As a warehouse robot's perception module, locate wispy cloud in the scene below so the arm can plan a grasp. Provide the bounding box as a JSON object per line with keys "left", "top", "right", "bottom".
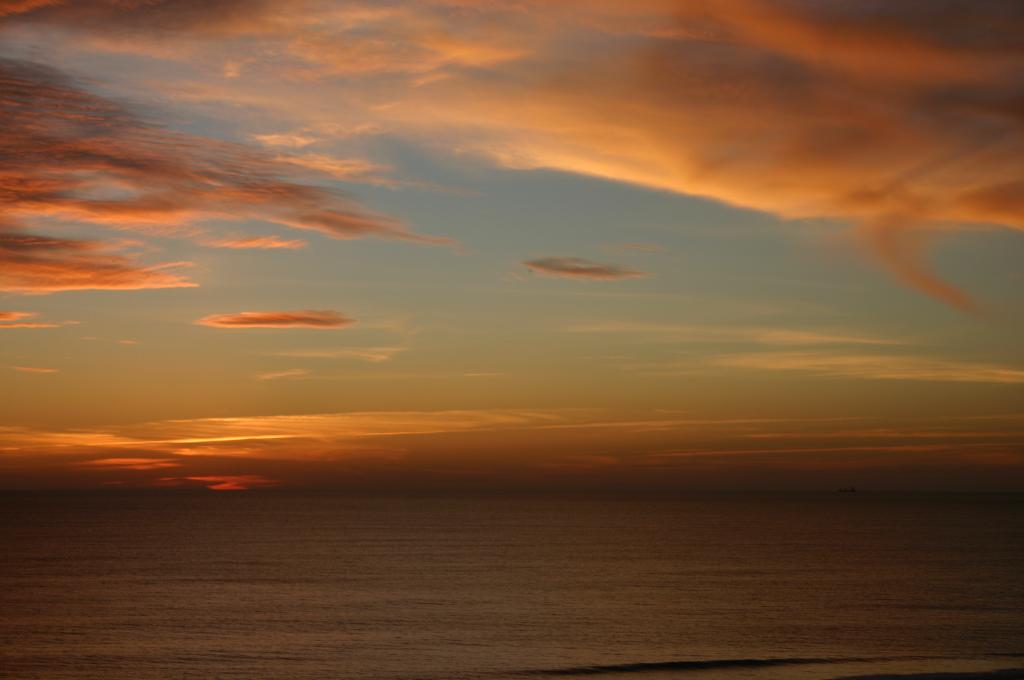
{"left": 252, "top": 131, "right": 318, "bottom": 148}
{"left": 201, "top": 235, "right": 307, "bottom": 250}
{"left": 0, "top": 312, "right": 32, "bottom": 322}
{"left": 566, "top": 322, "right": 903, "bottom": 347}
{"left": 0, "top": 56, "right": 450, "bottom": 295}
{"left": 751, "top": 330, "right": 905, "bottom": 347}
{"left": 282, "top": 154, "right": 397, "bottom": 185}
{"left": 579, "top": 326, "right": 1024, "bottom": 386}
{"left": 0, "top": 233, "right": 196, "bottom": 294}
{"left": 524, "top": 257, "right": 649, "bottom": 281}
{"left": 0, "top": 56, "right": 443, "bottom": 244}
{"left": 5, "top": 2, "right": 1021, "bottom": 305}
{"left": 255, "top": 368, "right": 310, "bottom": 381}
{"left": 3, "top": 408, "right": 1021, "bottom": 489}
{"left": 0, "top": 311, "right": 68, "bottom": 329}
{"left": 196, "top": 310, "right": 355, "bottom": 329}
{"left": 80, "top": 458, "right": 181, "bottom": 471}
{"left": 0, "top": 409, "right": 575, "bottom": 456}
{"left": 715, "top": 351, "right": 1024, "bottom": 385}
{"left": 270, "top": 346, "right": 405, "bottom": 362}
{"left": 12, "top": 366, "right": 58, "bottom": 374}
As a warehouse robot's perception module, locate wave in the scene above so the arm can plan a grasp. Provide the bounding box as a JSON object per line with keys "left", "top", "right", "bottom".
{"left": 517, "top": 655, "right": 1024, "bottom": 677}
{"left": 832, "top": 670, "right": 1024, "bottom": 680}
{"left": 518, "top": 656, "right": 873, "bottom": 676}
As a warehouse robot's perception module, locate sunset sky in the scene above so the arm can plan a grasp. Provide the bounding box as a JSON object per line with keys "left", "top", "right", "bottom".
{"left": 1, "top": 0, "right": 1022, "bottom": 491}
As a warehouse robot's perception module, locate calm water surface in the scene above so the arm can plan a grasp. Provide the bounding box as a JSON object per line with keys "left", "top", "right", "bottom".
{"left": 2, "top": 492, "right": 1022, "bottom": 679}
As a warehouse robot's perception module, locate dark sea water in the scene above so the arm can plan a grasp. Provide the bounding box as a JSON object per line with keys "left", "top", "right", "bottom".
{"left": 1, "top": 492, "right": 1022, "bottom": 680}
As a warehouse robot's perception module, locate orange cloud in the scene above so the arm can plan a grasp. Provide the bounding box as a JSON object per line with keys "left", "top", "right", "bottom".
{"left": 523, "top": 257, "right": 649, "bottom": 281}
{"left": 565, "top": 322, "right": 903, "bottom": 347}
{"left": 358, "top": 1, "right": 1023, "bottom": 308}
{"left": 4, "top": 1, "right": 1022, "bottom": 308}
{"left": 0, "top": 310, "right": 64, "bottom": 328}
{"left": 134, "top": 409, "right": 567, "bottom": 446}
{"left": 81, "top": 457, "right": 181, "bottom": 470}
{"left": 714, "top": 351, "right": 1024, "bottom": 385}
{"left": 0, "top": 0, "right": 282, "bottom": 36}
{"left": 0, "top": 57, "right": 448, "bottom": 294}
{"left": 201, "top": 235, "right": 307, "bottom": 250}
{"left": 270, "top": 346, "right": 405, "bottom": 362}
{"left": 252, "top": 131, "right": 318, "bottom": 148}
{"left": 0, "top": 409, "right": 578, "bottom": 461}
{"left": 2, "top": 408, "right": 1021, "bottom": 490}
{"left": 282, "top": 154, "right": 397, "bottom": 185}
{"left": 196, "top": 310, "right": 355, "bottom": 329}
{"left": 0, "top": 232, "right": 195, "bottom": 293}
{"left": 12, "top": 365, "right": 58, "bottom": 373}
{"left": 255, "top": 368, "right": 310, "bottom": 381}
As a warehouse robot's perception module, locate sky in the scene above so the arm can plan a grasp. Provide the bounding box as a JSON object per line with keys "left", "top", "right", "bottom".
{"left": 1, "top": 0, "right": 1022, "bottom": 491}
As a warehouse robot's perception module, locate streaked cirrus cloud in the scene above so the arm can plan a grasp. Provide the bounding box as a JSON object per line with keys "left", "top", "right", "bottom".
{"left": 255, "top": 368, "right": 310, "bottom": 381}
{"left": 0, "top": 58, "right": 430, "bottom": 241}
{"left": 565, "top": 322, "right": 905, "bottom": 347}
{"left": 0, "top": 408, "right": 575, "bottom": 461}
{"left": 270, "top": 346, "right": 406, "bottom": 362}
{"left": 2, "top": 408, "right": 1020, "bottom": 490}
{"left": 0, "top": 56, "right": 449, "bottom": 295}
{"left": 196, "top": 310, "right": 355, "bottom": 329}
{"left": 714, "top": 351, "right": 1024, "bottom": 385}
{"left": 524, "top": 257, "right": 649, "bottom": 281}
{"left": 4, "top": 2, "right": 1022, "bottom": 306}
{"left": 403, "top": 1, "right": 1024, "bottom": 309}
{"left": 79, "top": 457, "right": 181, "bottom": 471}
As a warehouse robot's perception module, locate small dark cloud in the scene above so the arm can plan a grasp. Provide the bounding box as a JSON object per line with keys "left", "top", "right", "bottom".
{"left": 523, "top": 257, "right": 649, "bottom": 281}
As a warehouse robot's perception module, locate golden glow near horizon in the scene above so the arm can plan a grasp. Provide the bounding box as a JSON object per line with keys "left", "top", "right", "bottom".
{"left": 1, "top": 1, "right": 1022, "bottom": 490}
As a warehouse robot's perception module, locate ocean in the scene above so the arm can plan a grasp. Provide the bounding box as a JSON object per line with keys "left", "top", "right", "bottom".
{"left": 1, "top": 492, "right": 1022, "bottom": 679}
